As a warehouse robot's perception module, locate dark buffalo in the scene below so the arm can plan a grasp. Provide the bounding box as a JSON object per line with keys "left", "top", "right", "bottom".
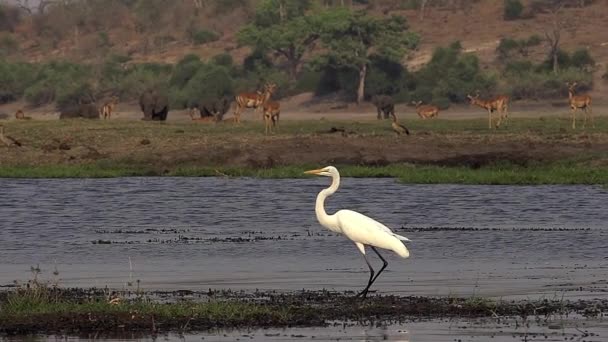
{"left": 58, "top": 94, "right": 99, "bottom": 119}
{"left": 59, "top": 103, "right": 99, "bottom": 119}
{"left": 371, "top": 95, "right": 394, "bottom": 120}
{"left": 140, "top": 89, "right": 169, "bottom": 121}
{"left": 191, "top": 96, "right": 232, "bottom": 121}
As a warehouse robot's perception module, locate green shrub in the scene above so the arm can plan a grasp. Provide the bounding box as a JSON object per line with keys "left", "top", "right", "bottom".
{"left": 414, "top": 43, "right": 496, "bottom": 104}
{"left": 504, "top": 0, "right": 524, "bottom": 20}
{"left": 570, "top": 49, "right": 595, "bottom": 70}
{"left": 0, "top": 33, "right": 17, "bottom": 55}
{"left": 177, "top": 64, "right": 234, "bottom": 109}
{"left": 293, "top": 67, "right": 322, "bottom": 94}
{"left": 505, "top": 67, "right": 592, "bottom": 100}
{"left": 24, "top": 82, "right": 55, "bottom": 106}
{"left": 212, "top": 53, "right": 233, "bottom": 68}
{"left": 191, "top": 29, "right": 220, "bottom": 45}
{"left": 170, "top": 54, "right": 203, "bottom": 88}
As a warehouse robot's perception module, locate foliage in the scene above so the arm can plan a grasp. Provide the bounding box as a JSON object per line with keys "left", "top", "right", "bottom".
{"left": 317, "top": 9, "right": 418, "bottom": 102}
{"left": 191, "top": 29, "right": 220, "bottom": 45}
{"left": 504, "top": 0, "right": 524, "bottom": 20}
{"left": 0, "top": 33, "right": 17, "bottom": 56}
{"left": 504, "top": 66, "right": 591, "bottom": 99}
{"left": 237, "top": 1, "right": 326, "bottom": 80}
{"left": 413, "top": 43, "right": 496, "bottom": 104}
{"left": 496, "top": 35, "right": 542, "bottom": 61}
{"left": 212, "top": 53, "right": 234, "bottom": 68}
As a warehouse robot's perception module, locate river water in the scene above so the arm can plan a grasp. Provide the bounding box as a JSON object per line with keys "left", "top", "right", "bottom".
{"left": 1, "top": 178, "right": 607, "bottom": 299}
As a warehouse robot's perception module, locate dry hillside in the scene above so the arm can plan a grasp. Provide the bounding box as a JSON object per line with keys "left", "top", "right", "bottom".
{"left": 1, "top": 0, "right": 607, "bottom": 104}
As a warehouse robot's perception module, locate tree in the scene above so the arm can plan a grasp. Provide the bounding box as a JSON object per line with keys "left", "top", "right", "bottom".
{"left": 318, "top": 9, "right": 418, "bottom": 104}
{"left": 543, "top": 1, "right": 566, "bottom": 74}
{"left": 237, "top": 8, "right": 323, "bottom": 80}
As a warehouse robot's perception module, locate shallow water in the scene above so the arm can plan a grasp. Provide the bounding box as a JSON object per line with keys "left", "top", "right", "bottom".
{"left": 1, "top": 178, "right": 607, "bottom": 298}
{"left": 4, "top": 318, "right": 608, "bottom": 342}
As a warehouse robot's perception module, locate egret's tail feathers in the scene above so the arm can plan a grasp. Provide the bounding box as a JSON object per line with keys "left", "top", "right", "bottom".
{"left": 392, "top": 242, "right": 410, "bottom": 258}
{"left": 393, "top": 233, "right": 410, "bottom": 242}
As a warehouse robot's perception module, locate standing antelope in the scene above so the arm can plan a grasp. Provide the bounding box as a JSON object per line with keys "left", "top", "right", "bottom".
{"left": 466, "top": 93, "right": 510, "bottom": 129}
{"left": 566, "top": 82, "right": 593, "bottom": 129}
{"left": 262, "top": 100, "right": 280, "bottom": 135}
{"left": 412, "top": 101, "right": 440, "bottom": 119}
{"left": 233, "top": 82, "right": 277, "bottom": 123}
{"left": 100, "top": 96, "right": 119, "bottom": 120}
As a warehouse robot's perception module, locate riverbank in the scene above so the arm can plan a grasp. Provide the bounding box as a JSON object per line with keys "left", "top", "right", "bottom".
{"left": 1, "top": 287, "right": 605, "bottom": 336}
{"left": 1, "top": 118, "right": 607, "bottom": 184}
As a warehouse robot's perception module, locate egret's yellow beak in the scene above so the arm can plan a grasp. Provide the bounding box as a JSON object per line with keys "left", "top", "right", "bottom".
{"left": 304, "top": 168, "right": 323, "bottom": 175}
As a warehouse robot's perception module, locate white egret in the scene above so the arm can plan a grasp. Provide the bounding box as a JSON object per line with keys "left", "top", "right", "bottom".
{"left": 304, "top": 166, "right": 410, "bottom": 298}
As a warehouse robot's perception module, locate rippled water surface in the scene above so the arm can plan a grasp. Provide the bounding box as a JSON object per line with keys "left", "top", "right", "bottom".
{"left": 1, "top": 178, "right": 607, "bottom": 298}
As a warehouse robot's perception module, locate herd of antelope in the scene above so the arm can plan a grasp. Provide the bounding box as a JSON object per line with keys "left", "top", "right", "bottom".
{"left": 3, "top": 81, "right": 594, "bottom": 134}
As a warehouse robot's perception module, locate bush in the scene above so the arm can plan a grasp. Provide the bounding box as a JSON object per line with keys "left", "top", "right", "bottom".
{"left": 504, "top": 0, "right": 524, "bottom": 20}
{"left": 570, "top": 49, "right": 595, "bottom": 70}
{"left": 413, "top": 43, "right": 496, "bottom": 104}
{"left": 191, "top": 29, "right": 220, "bottom": 45}
{"left": 174, "top": 64, "right": 234, "bottom": 109}
{"left": 294, "top": 67, "right": 323, "bottom": 94}
{"left": 505, "top": 67, "right": 592, "bottom": 100}
{"left": 212, "top": 53, "right": 234, "bottom": 68}
{"left": 24, "top": 83, "right": 55, "bottom": 106}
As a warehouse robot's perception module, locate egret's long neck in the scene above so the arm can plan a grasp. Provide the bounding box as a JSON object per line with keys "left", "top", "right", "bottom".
{"left": 315, "top": 173, "right": 341, "bottom": 233}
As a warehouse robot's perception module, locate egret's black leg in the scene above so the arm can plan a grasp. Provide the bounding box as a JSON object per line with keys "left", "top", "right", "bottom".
{"left": 370, "top": 247, "right": 388, "bottom": 285}
{"left": 356, "top": 253, "right": 375, "bottom": 298}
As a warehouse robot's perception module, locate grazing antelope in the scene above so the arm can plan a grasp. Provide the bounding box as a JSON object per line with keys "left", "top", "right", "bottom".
{"left": 99, "top": 96, "right": 119, "bottom": 120}
{"left": 262, "top": 100, "right": 280, "bottom": 135}
{"left": 188, "top": 108, "right": 216, "bottom": 123}
{"left": 0, "top": 125, "right": 22, "bottom": 147}
{"left": 566, "top": 82, "right": 593, "bottom": 129}
{"left": 233, "top": 82, "right": 277, "bottom": 123}
{"left": 15, "top": 109, "right": 31, "bottom": 120}
{"left": 466, "top": 93, "right": 510, "bottom": 129}
{"left": 390, "top": 113, "right": 410, "bottom": 136}
{"left": 412, "top": 101, "right": 439, "bottom": 119}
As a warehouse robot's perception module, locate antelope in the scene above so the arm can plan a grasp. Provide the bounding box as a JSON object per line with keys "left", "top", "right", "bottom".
{"left": 0, "top": 125, "right": 22, "bottom": 147}
{"left": 233, "top": 82, "right": 277, "bottom": 123}
{"left": 188, "top": 108, "right": 216, "bottom": 123}
{"left": 390, "top": 113, "right": 410, "bottom": 136}
{"left": 566, "top": 82, "right": 593, "bottom": 129}
{"left": 262, "top": 100, "right": 280, "bottom": 135}
{"left": 99, "top": 96, "right": 119, "bottom": 120}
{"left": 15, "top": 109, "right": 31, "bottom": 120}
{"left": 412, "top": 101, "right": 439, "bottom": 119}
{"left": 466, "top": 93, "right": 509, "bottom": 129}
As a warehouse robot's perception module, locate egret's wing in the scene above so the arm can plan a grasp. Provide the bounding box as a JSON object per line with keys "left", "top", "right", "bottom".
{"left": 336, "top": 209, "right": 410, "bottom": 242}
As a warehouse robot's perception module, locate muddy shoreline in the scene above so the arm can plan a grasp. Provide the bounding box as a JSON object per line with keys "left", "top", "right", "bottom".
{"left": 1, "top": 288, "right": 606, "bottom": 336}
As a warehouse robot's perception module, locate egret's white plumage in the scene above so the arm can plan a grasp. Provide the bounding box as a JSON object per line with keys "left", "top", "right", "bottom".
{"left": 305, "top": 166, "right": 410, "bottom": 297}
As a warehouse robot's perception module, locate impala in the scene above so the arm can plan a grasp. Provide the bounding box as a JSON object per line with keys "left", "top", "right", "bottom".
{"left": 466, "top": 93, "right": 509, "bottom": 129}
{"left": 566, "top": 82, "right": 593, "bottom": 129}
{"left": 234, "top": 82, "right": 277, "bottom": 123}
{"left": 412, "top": 101, "right": 440, "bottom": 119}
{"left": 262, "top": 100, "right": 280, "bottom": 135}
{"left": 100, "top": 96, "right": 119, "bottom": 120}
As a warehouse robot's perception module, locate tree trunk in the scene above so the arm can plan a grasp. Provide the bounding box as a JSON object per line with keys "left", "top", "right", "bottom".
{"left": 552, "top": 50, "right": 559, "bottom": 74}
{"left": 289, "top": 60, "right": 298, "bottom": 81}
{"left": 356, "top": 64, "right": 367, "bottom": 105}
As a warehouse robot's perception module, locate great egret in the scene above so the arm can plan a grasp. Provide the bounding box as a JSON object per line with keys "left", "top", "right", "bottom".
{"left": 304, "top": 166, "right": 410, "bottom": 298}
